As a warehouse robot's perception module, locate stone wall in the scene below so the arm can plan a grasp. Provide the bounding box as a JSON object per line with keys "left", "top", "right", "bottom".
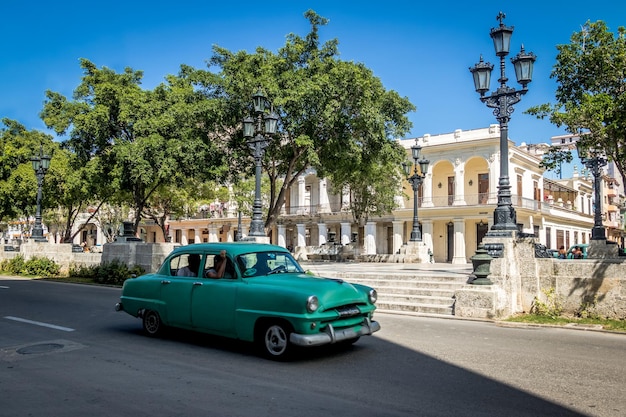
{"left": 0, "top": 241, "right": 178, "bottom": 275}
{"left": 454, "top": 238, "right": 626, "bottom": 320}
{"left": 1, "top": 242, "right": 102, "bottom": 274}
{"left": 101, "top": 242, "right": 179, "bottom": 273}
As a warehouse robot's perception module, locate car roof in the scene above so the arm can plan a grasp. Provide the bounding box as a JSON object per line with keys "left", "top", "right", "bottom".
{"left": 170, "top": 242, "right": 289, "bottom": 258}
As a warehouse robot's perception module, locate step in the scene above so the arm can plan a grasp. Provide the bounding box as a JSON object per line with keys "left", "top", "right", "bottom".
{"left": 375, "top": 300, "right": 454, "bottom": 315}
{"left": 344, "top": 275, "right": 465, "bottom": 316}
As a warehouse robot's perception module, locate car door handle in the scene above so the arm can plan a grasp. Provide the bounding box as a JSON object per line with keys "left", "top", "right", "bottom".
{"left": 161, "top": 280, "right": 171, "bottom": 285}
{"left": 193, "top": 282, "right": 203, "bottom": 286}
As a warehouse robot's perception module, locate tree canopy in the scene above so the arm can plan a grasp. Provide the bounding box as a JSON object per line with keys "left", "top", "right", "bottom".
{"left": 198, "top": 9, "right": 414, "bottom": 231}
{"left": 526, "top": 21, "right": 626, "bottom": 185}
{"left": 4, "top": 10, "right": 415, "bottom": 240}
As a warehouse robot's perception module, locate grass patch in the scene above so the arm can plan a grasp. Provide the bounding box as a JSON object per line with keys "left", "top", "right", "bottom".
{"left": 505, "top": 314, "right": 626, "bottom": 333}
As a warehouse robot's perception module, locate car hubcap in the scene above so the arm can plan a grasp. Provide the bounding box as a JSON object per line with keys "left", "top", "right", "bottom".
{"left": 265, "top": 325, "right": 287, "bottom": 355}
{"left": 146, "top": 314, "right": 159, "bottom": 333}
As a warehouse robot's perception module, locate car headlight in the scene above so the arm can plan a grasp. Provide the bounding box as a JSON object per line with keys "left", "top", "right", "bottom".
{"left": 369, "top": 289, "right": 378, "bottom": 304}
{"left": 306, "top": 295, "right": 319, "bottom": 313}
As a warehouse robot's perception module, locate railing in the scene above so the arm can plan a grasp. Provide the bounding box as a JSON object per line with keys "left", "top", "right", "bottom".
{"left": 279, "top": 193, "right": 592, "bottom": 217}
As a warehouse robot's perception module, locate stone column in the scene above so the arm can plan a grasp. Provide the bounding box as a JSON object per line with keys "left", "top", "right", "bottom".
{"left": 488, "top": 153, "right": 499, "bottom": 204}
{"left": 277, "top": 224, "right": 287, "bottom": 248}
{"left": 364, "top": 221, "right": 377, "bottom": 255}
{"left": 454, "top": 159, "right": 466, "bottom": 205}
{"left": 297, "top": 176, "right": 306, "bottom": 214}
{"left": 422, "top": 219, "right": 434, "bottom": 253}
{"left": 422, "top": 172, "right": 434, "bottom": 207}
{"left": 318, "top": 179, "right": 330, "bottom": 213}
{"left": 452, "top": 219, "right": 467, "bottom": 264}
{"left": 392, "top": 221, "right": 404, "bottom": 255}
{"left": 208, "top": 225, "right": 219, "bottom": 243}
{"left": 317, "top": 222, "right": 327, "bottom": 246}
{"left": 341, "top": 222, "right": 352, "bottom": 245}
{"left": 296, "top": 223, "right": 306, "bottom": 247}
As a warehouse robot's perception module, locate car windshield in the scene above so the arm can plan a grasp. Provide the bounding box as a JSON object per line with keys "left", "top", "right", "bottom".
{"left": 236, "top": 251, "right": 304, "bottom": 278}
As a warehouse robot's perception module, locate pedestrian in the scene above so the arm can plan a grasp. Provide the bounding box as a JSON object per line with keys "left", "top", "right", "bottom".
{"left": 558, "top": 246, "right": 566, "bottom": 259}
{"left": 572, "top": 246, "right": 583, "bottom": 259}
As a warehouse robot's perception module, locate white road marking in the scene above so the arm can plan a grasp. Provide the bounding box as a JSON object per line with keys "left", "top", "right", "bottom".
{"left": 4, "top": 316, "right": 75, "bottom": 332}
{"left": 0, "top": 286, "right": 9, "bottom": 289}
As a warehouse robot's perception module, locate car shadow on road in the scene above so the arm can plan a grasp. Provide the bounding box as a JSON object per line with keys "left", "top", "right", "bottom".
{"left": 111, "top": 323, "right": 590, "bottom": 417}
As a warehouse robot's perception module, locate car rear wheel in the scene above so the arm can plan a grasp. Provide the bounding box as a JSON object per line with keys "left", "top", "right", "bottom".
{"left": 142, "top": 310, "right": 163, "bottom": 336}
{"left": 258, "top": 321, "right": 293, "bottom": 360}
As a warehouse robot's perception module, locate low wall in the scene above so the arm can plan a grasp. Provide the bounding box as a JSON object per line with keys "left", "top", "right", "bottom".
{"left": 101, "top": 242, "right": 179, "bottom": 273}
{"left": 455, "top": 238, "right": 626, "bottom": 320}
{"left": 1, "top": 242, "right": 102, "bottom": 274}
{"left": 0, "top": 241, "right": 178, "bottom": 275}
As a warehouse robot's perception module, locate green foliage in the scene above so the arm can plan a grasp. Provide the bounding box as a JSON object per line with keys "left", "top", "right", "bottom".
{"left": 201, "top": 10, "right": 414, "bottom": 231}
{"left": 0, "top": 119, "right": 55, "bottom": 221}
{"left": 68, "top": 260, "right": 144, "bottom": 285}
{"left": 530, "top": 287, "right": 563, "bottom": 318}
{"left": 538, "top": 146, "right": 574, "bottom": 177}
{"left": 525, "top": 20, "right": 626, "bottom": 186}
{"left": 576, "top": 295, "right": 601, "bottom": 319}
{"left": 505, "top": 315, "right": 626, "bottom": 332}
{"left": 0, "top": 255, "right": 60, "bottom": 277}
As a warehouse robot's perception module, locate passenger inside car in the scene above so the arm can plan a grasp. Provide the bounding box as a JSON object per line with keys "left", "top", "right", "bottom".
{"left": 205, "top": 250, "right": 229, "bottom": 278}
{"left": 176, "top": 253, "right": 200, "bottom": 277}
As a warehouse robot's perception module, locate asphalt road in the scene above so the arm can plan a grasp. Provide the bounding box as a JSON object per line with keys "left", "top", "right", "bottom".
{"left": 1, "top": 277, "right": 624, "bottom": 417}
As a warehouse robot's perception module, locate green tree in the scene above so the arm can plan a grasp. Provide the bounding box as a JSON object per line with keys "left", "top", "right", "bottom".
{"left": 199, "top": 10, "right": 413, "bottom": 231}
{"left": 0, "top": 119, "right": 54, "bottom": 222}
{"left": 526, "top": 21, "right": 626, "bottom": 185}
{"left": 41, "top": 59, "right": 229, "bottom": 234}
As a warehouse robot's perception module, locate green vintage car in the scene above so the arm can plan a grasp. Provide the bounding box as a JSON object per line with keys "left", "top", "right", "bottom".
{"left": 115, "top": 242, "right": 380, "bottom": 359}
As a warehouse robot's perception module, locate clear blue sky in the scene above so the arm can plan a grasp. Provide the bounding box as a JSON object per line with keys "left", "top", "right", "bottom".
{"left": 1, "top": 1, "right": 624, "bottom": 151}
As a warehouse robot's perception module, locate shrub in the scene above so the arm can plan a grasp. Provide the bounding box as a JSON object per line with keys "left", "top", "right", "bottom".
{"left": 23, "top": 256, "right": 60, "bottom": 277}
{"left": 0, "top": 255, "right": 27, "bottom": 275}
{"left": 0, "top": 255, "right": 59, "bottom": 277}
{"left": 70, "top": 260, "right": 144, "bottom": 286}
{"left": 530, "top": 287, "right": 563, "bottom": 319}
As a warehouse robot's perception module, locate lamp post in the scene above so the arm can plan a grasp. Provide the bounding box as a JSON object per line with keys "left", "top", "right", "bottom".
{"left": 578, "top": 145, "right": 607, "bottom": 241}
{"left": 242, "top": 88, "right": 278, "bottom": 237}
{"left": 402, "top": 142, "right": 430, "bottom": 242}
{"left": 470, "top": 11, "right": 536, "bottom": 236}
{"left": 30, "top": 147, "right": 51, "bottom": 242}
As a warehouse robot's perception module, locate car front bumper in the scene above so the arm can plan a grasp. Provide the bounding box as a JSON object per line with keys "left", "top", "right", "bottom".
{"left": 289, "top": 317, "right": 381, "bottom": 347}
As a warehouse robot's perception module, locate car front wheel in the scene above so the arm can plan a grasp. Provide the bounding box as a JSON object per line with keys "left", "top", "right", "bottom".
{"left": 142, "top": 310, "right": 163, "bottom": 336}
{"left": 258, "top": 321, "right": 293, "bottom": 360}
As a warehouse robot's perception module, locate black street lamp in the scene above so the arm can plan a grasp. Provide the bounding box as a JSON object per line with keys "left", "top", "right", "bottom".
{"left": 470, "top": 11, "right": 536, "bottom": 236}
{"left": 30, "top": 147, "right": 51, "bottom": 242}
{"left": 242, "top": 88, "right": 278, "bottom": 237}
{"left": 578, "top": 145, "right": 607, "bottom": 241}
{"left": 402, "top": 143, "right": 430, "bottom": 242}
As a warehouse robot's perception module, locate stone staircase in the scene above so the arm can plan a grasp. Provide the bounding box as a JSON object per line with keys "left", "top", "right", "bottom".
{"left": 318, "top": 270, "right": 470, "bottom": 316}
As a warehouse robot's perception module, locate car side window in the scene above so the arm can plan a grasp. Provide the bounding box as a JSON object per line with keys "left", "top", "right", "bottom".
{"left": 172, "top": 253, "right": 201, "bottom": 277}
{"left": 203, "top": 253, "right": 234, "bottom": 279}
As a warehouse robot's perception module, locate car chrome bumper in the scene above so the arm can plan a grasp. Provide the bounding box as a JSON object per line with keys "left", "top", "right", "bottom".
{"left": 290, "top": 318, "right": 381, "bottom": 347}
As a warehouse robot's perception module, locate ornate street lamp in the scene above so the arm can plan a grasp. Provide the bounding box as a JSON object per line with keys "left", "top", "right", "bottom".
{"left": 30, "top": 147, "right": 51, "bottom": 242}
{"left": 470, "top": 12, "right": 536, "bottom": 236}
{"left": 242, "top": 88, "right": 278, "bottom": 237}
{"left": 402, "top": 142, "right": 430, "bottom": 242}
{"left": 578, "top": 143, "right": 608, "bottom": 241}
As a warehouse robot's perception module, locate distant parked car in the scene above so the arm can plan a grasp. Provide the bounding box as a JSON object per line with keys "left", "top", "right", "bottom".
{"left": 115, "top": 242, "right": 380, "bottom": 359}
{"left": 553, "top": 244, "right": 589, "bottom": 259}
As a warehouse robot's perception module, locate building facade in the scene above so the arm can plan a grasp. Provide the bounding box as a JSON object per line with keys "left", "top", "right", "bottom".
{"left": 62, "top": 126, "right": 623, "bottom": 262}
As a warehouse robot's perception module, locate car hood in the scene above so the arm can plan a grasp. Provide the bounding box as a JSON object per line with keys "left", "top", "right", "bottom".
{"left": 248, "top": 273, "right": 369, "bottom": 305}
